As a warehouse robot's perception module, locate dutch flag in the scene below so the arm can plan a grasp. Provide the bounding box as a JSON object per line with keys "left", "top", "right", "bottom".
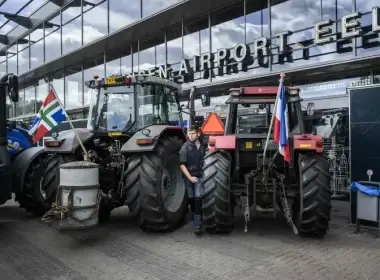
{"left": 273, "top": 77, "right": 290, "bottom": 162}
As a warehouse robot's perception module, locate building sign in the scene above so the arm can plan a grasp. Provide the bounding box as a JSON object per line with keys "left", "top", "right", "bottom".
{"left": 125, "top": 7, "right": 380, "bottom": 84}
{"left": 299, "top": 76, "right": 372, "bottom": 99}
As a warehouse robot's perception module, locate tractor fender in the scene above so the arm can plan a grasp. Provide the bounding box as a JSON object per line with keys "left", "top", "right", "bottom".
{"left": 43, "top": 129, "right": 93, "bottom": 154}
{"left": 10, "top": 146, "right": 45, "bottom": 194}
{"left": 121, "top": 125, "right": 186, "bottom": 153}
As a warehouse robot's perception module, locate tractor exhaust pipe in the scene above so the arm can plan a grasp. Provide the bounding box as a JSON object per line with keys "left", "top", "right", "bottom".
{"left": 0, "top": 74, "right": 10, "bottom": 169}
{"left": 0, "top": 73, "right": 19, "bottom": 166}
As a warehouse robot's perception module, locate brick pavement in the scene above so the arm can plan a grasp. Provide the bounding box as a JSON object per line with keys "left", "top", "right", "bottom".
{"left": 0, "top": 201, "right": 379, "bottom": 280}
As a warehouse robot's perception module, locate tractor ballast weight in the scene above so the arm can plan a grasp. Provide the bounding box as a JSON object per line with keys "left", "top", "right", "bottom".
{"left": 201, "top": 76, "right": 332, "bottom": 237}
{"left": 41, "top": 74, "right": 189, "bottom": 232}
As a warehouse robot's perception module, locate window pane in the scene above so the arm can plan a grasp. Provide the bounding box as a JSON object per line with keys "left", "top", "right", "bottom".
{"left": 183, "top": 16, "right": 209, "bottom": 86}
{"left": 15, "top": 89, "right": 24, "bottom": 116}
{"left": 356, "top": 1, "right": 379, "bottom": 57}
{"left": 109, "top": 0, "right": 141, "bottom": 33}
{"left": 167, "top": 25, "right": 182, "bottom": 64}
{"left": 271, "top": 0, "right": 353, "bottom": 72}
{"left": 65, "top": 64, "right": 83, "bottom": 109}
{"left": 121, "top": 54, "right": 132, "bottom": 75}
{"left": 18, "top": 46, "right": 30, "bottom": 75}
{"left": 30, "top": 40, "right": 44, "bottom": 70}
{"left": 36, "top": 79, "right": 49, "bottom": 108}
{"left": 62, "top": 2, "right": 81, "bottom": 24}
{"left": 142, "top": 0, "right": 182, "bottom": 17}
{"left": 106, "top": 57, "right": 121, "bottom": 76}
{"left": 63, "top": 16, "right": 82, "bottom": 55}
{"left": 51, "top": 70, "right": 65, "bottom": 107}
{"left": 0, "top": 60, "right": 5, "bottom": 76}
{"left": 45, "top": 14, "right": 61, "bottom": 62}
{"left": 211, "top": 1, "right": 245, "bottom": 83}
{"left": 83, "top": 1, "right": 108, "bottom": 44}
{"left": 139, "top": 46, "right": 155, "bottom": 74}
{"left": 7, "top": 46, "right": 17, "bottom": 75}
{"left": 6, "top": 95, "right": 14, "bottom": 119}
{"left": 83, "top": 54, "right": 104, "bottom": 106}
{"left": 24, "top": 86, "right": 36, "bottom": 115}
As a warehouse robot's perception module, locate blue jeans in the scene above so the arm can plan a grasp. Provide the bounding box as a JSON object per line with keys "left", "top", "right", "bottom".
{"left": 186, "top": 179, "right": 203, "bottom": 199}
{"left": 185, "top": 178, "right": 203, "bottom": 228}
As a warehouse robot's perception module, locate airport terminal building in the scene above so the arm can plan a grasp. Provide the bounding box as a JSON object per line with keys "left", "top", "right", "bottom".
{"left": 1, "top": 0, "right": 380, "bottom": 193}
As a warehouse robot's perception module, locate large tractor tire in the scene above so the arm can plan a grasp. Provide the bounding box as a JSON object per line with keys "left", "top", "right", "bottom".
{"left": 16, "top": 154, "right": 75, "bottom": 216}
{"left": 122, "top": 155, "right": 142, "bottom": 216}
{"left": 137, "top": 136, "right": 188, "bottom": 232}
{"left": 294, "top": 153, "right": 332, "bottom": 237}
{"left": 202, "top": 150, "right": 234, "bottom": 233}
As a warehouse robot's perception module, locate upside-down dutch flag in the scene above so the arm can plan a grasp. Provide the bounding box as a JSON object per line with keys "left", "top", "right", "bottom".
{"left": 28, "top": 89, "right": 66, "bottom": 144}
{"left": 273, "top": 78, "right": 290, "bottom": 162}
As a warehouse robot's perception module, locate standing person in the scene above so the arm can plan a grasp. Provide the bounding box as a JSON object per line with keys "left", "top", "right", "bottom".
{"left": 179, "top": 125, "right": 205, "bottom": 234}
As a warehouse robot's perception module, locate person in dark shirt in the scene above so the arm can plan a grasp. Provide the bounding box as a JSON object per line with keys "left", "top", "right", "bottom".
{"left": 179, "top": 125, "right": 205, "bottom": 234}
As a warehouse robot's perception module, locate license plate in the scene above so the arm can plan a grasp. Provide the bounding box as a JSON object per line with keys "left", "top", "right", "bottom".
{"left": 108, "top": 131, "right": 122, "bottom": 136}
{"left": 105, "top": 77, "right": 116, "bottom": 84}
{"left": 300, "top": 144, "right": 311, "bottom": 148}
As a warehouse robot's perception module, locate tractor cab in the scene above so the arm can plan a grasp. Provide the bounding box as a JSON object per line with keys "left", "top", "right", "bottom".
{"left": 85, "top": 74, "right": 184, "bottom": 138}
{"left": 202, "top": 86, "right": 312, "bottom": 157}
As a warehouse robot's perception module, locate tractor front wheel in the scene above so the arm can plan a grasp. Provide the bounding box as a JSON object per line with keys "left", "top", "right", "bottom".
{"left": 122, "top": 155, "right": 142, "bottom": 217}
{"left": 294, "top": 153, "right": 332, "bottom": 237}
{"left": 202, "top": 151, "right": 234, "bottom": 233}
{"left": 137, "top": 136, "right": 188, "bottom": 232}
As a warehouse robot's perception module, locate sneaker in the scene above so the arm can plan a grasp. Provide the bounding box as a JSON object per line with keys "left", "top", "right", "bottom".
{"left": 194, "top": 226, "right": 202, "bottom": 234}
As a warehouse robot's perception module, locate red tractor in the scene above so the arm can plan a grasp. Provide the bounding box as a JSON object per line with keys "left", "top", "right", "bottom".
{"left": 201, "top": 78, "right": 332, "bottom": 237}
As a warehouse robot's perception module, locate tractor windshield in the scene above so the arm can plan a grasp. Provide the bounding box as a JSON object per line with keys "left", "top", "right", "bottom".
{"left": 87, "top": 83, "right": 182, "bottom": 132}
{"left": 237, "top": 106, "right": 271, "bottom": 134}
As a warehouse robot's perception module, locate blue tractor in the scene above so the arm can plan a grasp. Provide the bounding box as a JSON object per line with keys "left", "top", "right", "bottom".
{"left": 0, "top": 73, "right": 54, "bottom": 216}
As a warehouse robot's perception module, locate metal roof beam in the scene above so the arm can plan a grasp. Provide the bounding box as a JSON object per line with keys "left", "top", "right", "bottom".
{"left": 0, "top": 34, "right": 28, "bottom": 45}
{"left": 0, "top": 11, "right": 58, "bottom": 29}
{"left": 49, "top": 0, "right": 94, "bottom": 7}
{"left": 0, "top": 11, "right": 34, "bottom": 29}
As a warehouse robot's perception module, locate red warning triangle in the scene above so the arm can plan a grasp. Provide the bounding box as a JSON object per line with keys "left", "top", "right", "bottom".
{"left": 201, "top": 112, "right": 225, "bottom": 135}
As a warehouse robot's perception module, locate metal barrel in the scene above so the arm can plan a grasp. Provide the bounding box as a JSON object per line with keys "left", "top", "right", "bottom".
{"left": 57, "top": 161, "right": 100, "bottom": 230}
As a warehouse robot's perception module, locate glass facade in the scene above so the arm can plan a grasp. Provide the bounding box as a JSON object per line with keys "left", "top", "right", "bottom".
{"left": 1, "top": 0, "right": 378, "bottom": 196}
{"left": 2, "top": 0, "right": 380, "bottom": 122}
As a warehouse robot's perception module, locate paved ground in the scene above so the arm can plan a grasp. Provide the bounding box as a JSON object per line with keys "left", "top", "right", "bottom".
{"left": 0, "top": 200, "right": 379, "bottom": 280}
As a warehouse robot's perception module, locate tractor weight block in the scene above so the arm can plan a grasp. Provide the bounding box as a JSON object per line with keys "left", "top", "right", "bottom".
{"left": 56, "top": 161, "right": 101, "bottom": 230}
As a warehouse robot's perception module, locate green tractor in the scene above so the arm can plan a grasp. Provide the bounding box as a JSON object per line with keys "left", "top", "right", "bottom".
{"left": 40, "top": 74, "right": 200, "bottom": 231}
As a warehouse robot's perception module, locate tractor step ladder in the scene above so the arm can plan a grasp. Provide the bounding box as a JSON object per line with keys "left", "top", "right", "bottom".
{"left": 252, "top": 176, "right": 277, "bottom": 218}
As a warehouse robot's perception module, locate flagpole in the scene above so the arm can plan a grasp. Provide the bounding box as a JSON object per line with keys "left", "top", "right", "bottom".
{"left": 262, "top": 73, "right": 285, "bottom": 171}
{"left": 45, "top": 79, "right": 89, "bottom": 161}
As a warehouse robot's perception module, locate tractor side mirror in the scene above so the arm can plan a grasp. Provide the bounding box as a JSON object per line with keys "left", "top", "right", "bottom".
{"left": 201, "top": 92, "right": 210, "bottom": 107}
{"left": 8, "top": 74, "right": 19, "bottom": 103}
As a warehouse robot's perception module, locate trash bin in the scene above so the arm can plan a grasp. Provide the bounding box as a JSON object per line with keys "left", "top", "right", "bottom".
{"left": 350, "top": 181, "right": 380, "bottom": 234}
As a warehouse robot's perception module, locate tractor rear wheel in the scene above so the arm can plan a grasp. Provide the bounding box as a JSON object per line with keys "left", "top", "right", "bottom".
{"left": 202, "top": 151, "right": 234, "bottom": 233}
{"left": 16, "top": 154, "right": 75, "bottom": 216}
{"left": 295, "top": 153, "right": 332, "bottom": 237}
{"left": 137, "top": 136, "right": 188, "bottom": 232}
